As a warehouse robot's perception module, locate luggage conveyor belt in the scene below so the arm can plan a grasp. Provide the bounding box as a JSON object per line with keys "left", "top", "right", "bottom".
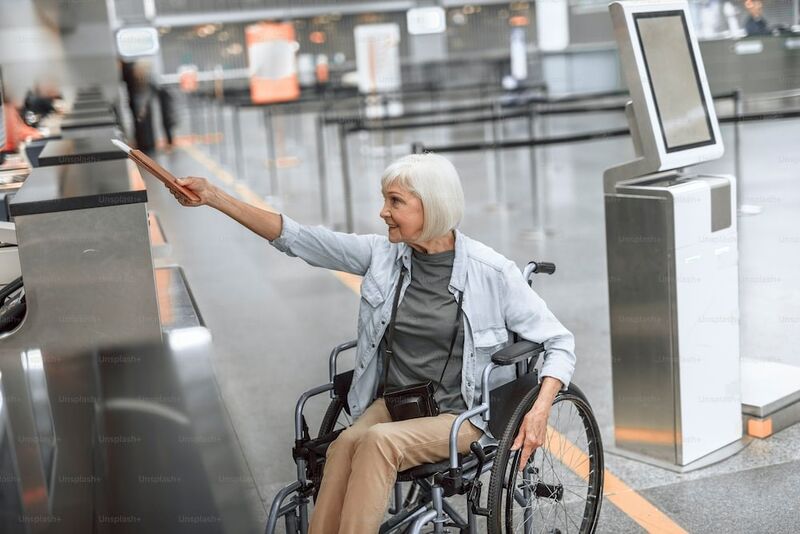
{"left": 155, "top": 265, "right": 204, "bottom": 332}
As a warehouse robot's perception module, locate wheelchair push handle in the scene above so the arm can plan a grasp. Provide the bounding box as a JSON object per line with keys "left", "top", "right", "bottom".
{"left": 530, "top": 261, "right": 556, "bottom": 275}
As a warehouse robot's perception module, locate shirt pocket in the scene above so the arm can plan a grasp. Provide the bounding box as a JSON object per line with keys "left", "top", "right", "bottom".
{"left": 473, "top": 326, "right": 509, "bottom": 360}
{"left": 360, "top": 271, "right": 386, "bottom": 308}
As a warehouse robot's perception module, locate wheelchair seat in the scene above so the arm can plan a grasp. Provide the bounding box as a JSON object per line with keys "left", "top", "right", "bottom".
{"left": 397, "top": 445, "right": 497, "bottom": 482}
{"left": 397, "top": 456, "right": 464, "bottom": 482}
{"left": 303, "top": 431, "right": 485, "bottom": 484}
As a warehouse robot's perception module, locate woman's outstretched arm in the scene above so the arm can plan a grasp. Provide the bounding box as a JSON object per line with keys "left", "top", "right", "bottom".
{"left": 171, "top": 176, "right": 380, "bottom": 276}
{"left": 178, "top": 177, "right": 283, "bottom": 241}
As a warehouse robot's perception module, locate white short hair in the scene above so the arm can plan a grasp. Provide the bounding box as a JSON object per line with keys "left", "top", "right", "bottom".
{"left": 380, "top": 153, "right": 465, "bottom": 242}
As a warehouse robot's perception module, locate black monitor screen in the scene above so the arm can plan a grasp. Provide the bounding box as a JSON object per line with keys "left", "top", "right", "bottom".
{"left": 634, "top": 11, "right": 716, "bottom": 152}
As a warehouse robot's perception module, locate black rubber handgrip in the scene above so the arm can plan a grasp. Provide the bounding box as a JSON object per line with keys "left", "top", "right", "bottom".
{"left": 532, "top": 262, "right": 556, "bottom": 275}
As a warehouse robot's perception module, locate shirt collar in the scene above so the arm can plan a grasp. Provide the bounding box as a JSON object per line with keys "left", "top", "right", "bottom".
{"left": 395, "top": 229, "right": 467, "bottom": 293}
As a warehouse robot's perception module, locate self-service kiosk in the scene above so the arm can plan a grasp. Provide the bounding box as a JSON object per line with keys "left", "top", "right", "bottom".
{"left": 605, "top": 0, "right": 744, "bottom": 470}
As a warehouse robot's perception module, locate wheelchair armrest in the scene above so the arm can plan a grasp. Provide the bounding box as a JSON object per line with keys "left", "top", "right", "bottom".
{"left": 295, "top": 383, "right": 334, "bottom": 441}
{"left": 329, "top": 339, "right": 357, "bottom": 383}
{"left": 491, "top": 340, "right": 544, "bottom": 366}
{"left": 448, "top": 405, "right": 488, "bottom": 470}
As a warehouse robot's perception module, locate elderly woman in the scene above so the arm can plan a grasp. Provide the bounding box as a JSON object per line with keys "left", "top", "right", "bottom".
{"left": 171, "top": 153, "right": 575, "bottom": 534}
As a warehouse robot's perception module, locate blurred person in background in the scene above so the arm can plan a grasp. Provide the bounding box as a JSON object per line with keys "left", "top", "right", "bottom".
{"left": 122, "top": 60, "right": 177, "bottom": 153}
{"left": 23, "top": 79, "right": 62, "bottom": 120}
{"left": 3, "top": 92, "right": 42, "bottom": 153}
{"left": 743, "top": 0, "right": 770, "bottom": 35}
{"left": 156, "top": 82, "right": 177, "bottom": 151}
{"left": 128, "top": 61, "right": 157, "bottom": 152}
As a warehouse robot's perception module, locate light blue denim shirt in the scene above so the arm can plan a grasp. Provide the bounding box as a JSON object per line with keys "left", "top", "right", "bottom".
{"left": 269, "top": 214, "right": 576, "bottom": 437}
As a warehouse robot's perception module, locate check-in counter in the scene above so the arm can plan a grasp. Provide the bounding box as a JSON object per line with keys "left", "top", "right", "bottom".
{"left": 23, "top": 137, "right": 61, "bottom": 168}
{"left": 0, "top": 156, "right": 32, "bottom": 221}
{"left": 0, "top": 154, "right": 251, "bottom": 531}
{"left": 60, "top": 115, "right": 118, "bottom": 131}
{"left": 36, "top": 137, "right": 127, "bottom": 167}
{"left": 38, "top": 98, "right": 120, "bottom": 140}
{"left": 5, "top": 158, "right": 161, "bottom": 350}
{"left": 75, "top": 89, "right": 104, "bottom": 101}
{"left": 63, "top": 109, "right": 116, "bottom": 122}
{"left": 0, "top": 336, "right": 258, "bottom": 534}
{"left": 701, "top": 34, "right": 800, "bottom": 95}
{"left": 71, "top": 98, "right": 110, "bottom": 111}
{"left": 68, "top": 102, "right": 111, "bottom": 114}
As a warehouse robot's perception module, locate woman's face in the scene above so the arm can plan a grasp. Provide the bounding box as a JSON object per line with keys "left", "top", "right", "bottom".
{"left": 380, "top": 183, "right": 424, "bottom": 243}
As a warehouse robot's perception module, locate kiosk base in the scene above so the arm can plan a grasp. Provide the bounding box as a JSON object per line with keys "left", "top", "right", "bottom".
{"left": 741, "top": 358, "right": 800, "bottom": 438}
{"left": 606, "top": 436, "right": 753, "bottom": 473}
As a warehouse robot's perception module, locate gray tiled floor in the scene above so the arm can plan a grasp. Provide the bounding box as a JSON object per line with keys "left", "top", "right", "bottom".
{"left": 146, "top": 101, "right": 800, "bottom": 532}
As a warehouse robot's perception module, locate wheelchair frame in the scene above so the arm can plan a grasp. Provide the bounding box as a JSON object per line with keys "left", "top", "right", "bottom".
{"left": 265, "top": 261, "right": 602, "bottom": 534}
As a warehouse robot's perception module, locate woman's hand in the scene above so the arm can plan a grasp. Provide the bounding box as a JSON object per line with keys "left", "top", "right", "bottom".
{"left": 510, "top": 376, "right": 562, "bottom": 471}
{"left": 171, "top": 176, "right": 217, "bottom": 207}
{"left": 510, "top": 403, "right": 550, "bottom": 471}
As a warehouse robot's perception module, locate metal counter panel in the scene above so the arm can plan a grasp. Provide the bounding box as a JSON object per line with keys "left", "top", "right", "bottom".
{"left": 37, "top": 137, "right": 127, "bottom": 168}
{"left": 10, "top": 159, "right": 146, "bottom": 217}
{"left": 606, "top": 193, "right": 679, "bottom": 464}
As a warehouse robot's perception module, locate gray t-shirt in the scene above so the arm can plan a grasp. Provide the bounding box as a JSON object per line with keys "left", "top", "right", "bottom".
{"left": 381, "top": 248, "right": 467, "bottom": 414}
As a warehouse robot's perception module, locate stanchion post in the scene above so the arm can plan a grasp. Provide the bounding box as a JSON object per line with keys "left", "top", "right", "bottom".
{"left": 491, "top": 100, "right": 506, "bottom": 207}
{"left": 263, "top": 108, "right": 279, "bottom": 197}
{"left": 198, "top": 95, "right": 206, "bottom": 145}
{"left": 733, "top": 89, "right": 742, "bottom": 202}
{"left": 188, "top": 94, "right": 199, "bottom": 144}
{"left": 203, "top": 95, "right": 212, "bottom": 147}
{"left": 212, "top": 99, "right": 221, "bottom": 161}
{"left": 232, "top": 106, "right": 245, "bottom": 182}
{"left": 338, "top": 122, "right": 354, "bottom": 233}
{"left": 216, "top": 98, "right": 226, "bottom": 165}
{"left": 316, "top": 113, "right": 330, "bottom": 226}
{"left": 526, "top": 101, "right": 544, "bottom": 238}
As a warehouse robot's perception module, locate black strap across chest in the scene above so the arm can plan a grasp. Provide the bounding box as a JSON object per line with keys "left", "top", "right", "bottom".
{"left": 380, "top": 265, "right": 464, "bottom": 395}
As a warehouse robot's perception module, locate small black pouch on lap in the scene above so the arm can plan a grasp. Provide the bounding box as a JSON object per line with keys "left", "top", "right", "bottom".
{"left": 383, "top": 381, "right": 439, "bottom": 421}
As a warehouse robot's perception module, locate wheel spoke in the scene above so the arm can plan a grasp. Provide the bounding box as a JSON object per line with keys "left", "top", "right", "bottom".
{"left": 499, "top": 394, "right": 602, "bottom": 534}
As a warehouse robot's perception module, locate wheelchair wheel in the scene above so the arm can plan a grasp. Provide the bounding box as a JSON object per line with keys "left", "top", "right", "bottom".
{"left": 487, "top": 383, "right": 604, "bottom": 534}
{"left": 319, "top": 397, "right": 353, "bottom": 436}
{"left": 311, "top": 398, "right": 354, "bottom": 501}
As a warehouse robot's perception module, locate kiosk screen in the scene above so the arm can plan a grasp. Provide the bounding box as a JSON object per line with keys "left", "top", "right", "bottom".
{"left": 634, "top": 12, "right": 715, "bottom": 152}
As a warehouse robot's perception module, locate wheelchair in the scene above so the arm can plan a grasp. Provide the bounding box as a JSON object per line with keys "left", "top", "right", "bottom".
{"left": 266, "top": 261, "right": 604, "bottom": 534}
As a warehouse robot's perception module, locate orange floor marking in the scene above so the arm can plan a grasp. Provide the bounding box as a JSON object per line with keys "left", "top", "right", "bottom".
{"left": 547, "top": 426, "right": 687, "bottom": 533}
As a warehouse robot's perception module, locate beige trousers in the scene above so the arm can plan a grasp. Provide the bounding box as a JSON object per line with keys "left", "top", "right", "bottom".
{"left": 308, "top": 398, "right": 483, "bottom": 534}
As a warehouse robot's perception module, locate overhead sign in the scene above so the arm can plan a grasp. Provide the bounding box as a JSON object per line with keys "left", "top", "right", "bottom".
{"left": 116, "top": 27, "right": 160, "bottom": 58}
{"left": 406, "top": 7, "right": 446, "bottom": 35}
{"left": 245, "top": 22, "right": 300, "bottom": 104}
{"left": 354, "top": 24, "right": 401, "bottom": 94}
